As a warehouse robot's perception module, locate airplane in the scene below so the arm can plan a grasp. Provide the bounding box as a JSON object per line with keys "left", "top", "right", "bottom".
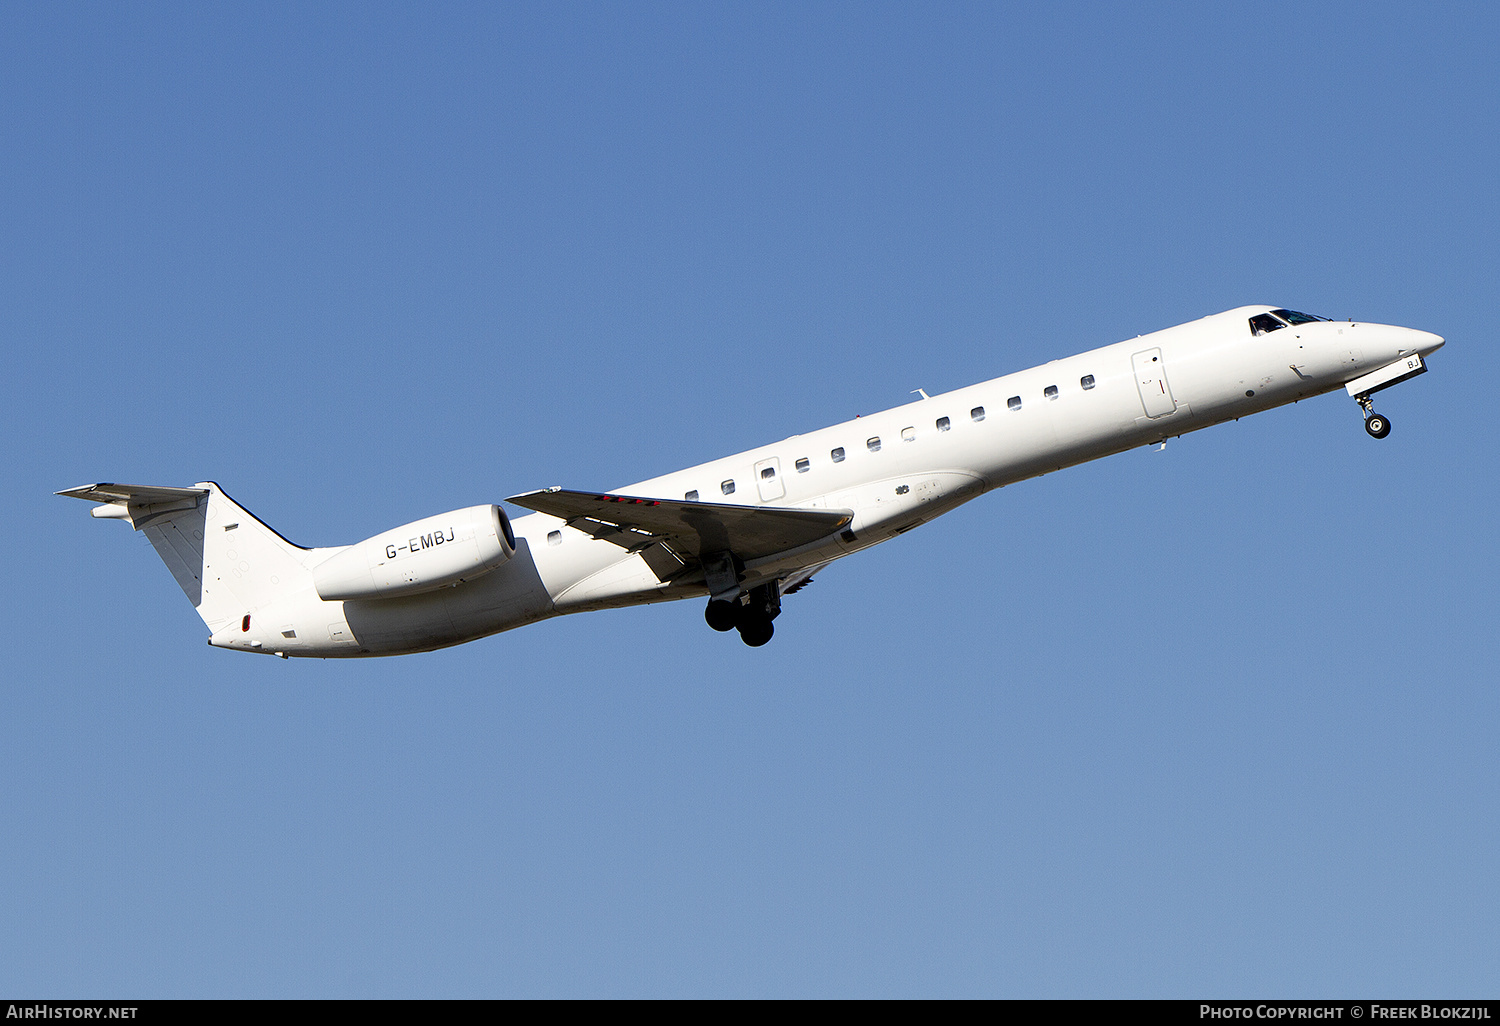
{"left": 59, "top": 305, "right": 1444, "bottom": 657}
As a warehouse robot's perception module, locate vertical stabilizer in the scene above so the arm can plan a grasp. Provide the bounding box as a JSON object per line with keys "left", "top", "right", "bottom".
{"left": 58, "top": 482, "right": 317, "bottom": 634}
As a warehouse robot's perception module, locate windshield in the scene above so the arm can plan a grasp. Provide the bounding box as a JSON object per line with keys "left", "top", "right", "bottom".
{"left": 1250, "top": 308, "right": 1330, "bottom": 335}
{"left": 1271, "top": 308, "right": 1329, "bottom": 325}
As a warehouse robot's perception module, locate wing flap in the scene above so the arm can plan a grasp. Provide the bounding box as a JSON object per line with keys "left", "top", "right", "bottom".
{"left": 506, "top": 489, "right": 852, "bottom": 563}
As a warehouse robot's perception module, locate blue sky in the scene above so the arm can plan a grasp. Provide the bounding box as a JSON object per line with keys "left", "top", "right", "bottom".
{"left": 3, "top": 1, "right": 1496, "bottom": 997}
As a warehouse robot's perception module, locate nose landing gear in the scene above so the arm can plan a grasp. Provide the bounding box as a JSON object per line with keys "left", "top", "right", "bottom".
{"left": 1357, "top": 395, "right": 1392, "bottom": 439}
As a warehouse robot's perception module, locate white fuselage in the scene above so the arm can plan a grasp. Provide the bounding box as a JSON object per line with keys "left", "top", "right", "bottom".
{"left": 220, "top": 306, "right": 1443, "bottom": 657}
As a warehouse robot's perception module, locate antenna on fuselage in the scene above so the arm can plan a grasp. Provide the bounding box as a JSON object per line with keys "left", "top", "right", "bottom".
{"left": 911, "top": 388, "right": 930, "bottom": 400}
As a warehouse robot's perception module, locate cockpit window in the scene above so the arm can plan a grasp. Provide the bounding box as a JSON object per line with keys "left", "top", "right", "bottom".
{"left": 1249, "top": 313, "right": 1286, "bottom": 336}
{"left": 1271, "top": 308, "right": 1328, "bottom": 325}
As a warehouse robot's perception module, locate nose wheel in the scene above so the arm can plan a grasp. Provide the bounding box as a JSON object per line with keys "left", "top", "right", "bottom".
{"left": 1357, "top": 396, "right": 1392, "bottom": 439}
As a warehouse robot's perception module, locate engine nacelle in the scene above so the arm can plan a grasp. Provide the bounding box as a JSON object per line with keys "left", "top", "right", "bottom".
{"left": 314, "top": 504, "right": 516, "bottom": 601}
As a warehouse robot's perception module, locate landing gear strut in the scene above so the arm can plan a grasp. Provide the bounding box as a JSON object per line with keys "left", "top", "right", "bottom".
{"left": 736, "top": 582, "right": 780, "bottom": 647}
{"left": 1356, "top": 395, "right": 1392, "bottom": 439}
{"left": 702, "top": 551, "right": 744, "bottom": 633}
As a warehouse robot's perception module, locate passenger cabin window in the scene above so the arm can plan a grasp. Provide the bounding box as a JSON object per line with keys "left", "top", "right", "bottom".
{"left": 971, "top": 406, "right": 986, "bottom": 422}
{"left": 1007, "top": 396, "right": 1022, "bottom": 412}
{"left": 760, "top": 466, "right": 776, "bottom": 480}
{"left": 901, "top": 426, "right": 916, "bottom": 442}
{"left": 936, "top": 416, "right": 951, "bottom": 432}
{"left": 867, "top": 436, "right": 882, "bottom": 452}
{"left": 831, "top": 447, "right": 846, "bottom": 463}
{"left": 1044, "top": 385, "right": 1059, "bottom": 400}
{"left": 1249, "top": 312, "right": 1287, "bottom": 336}
{"left": 721, "top": 480, "right": 735, "bottom": 495}
{"left": 1081, "top": 374, "right": 1096, "bottom": 390}
{"left": 685, "top": 489, "right": 699, "bottom": 501}
{"left": 547, "top": 530, "right": 562, "bottom": 547}
{"left": 795, "top": 458, "right": 810, "bottom": 473}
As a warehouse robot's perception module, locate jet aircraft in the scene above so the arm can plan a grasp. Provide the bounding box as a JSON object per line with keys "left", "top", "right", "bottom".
{"left": 60, "top": 306, "right": 1443, "bottom": 656}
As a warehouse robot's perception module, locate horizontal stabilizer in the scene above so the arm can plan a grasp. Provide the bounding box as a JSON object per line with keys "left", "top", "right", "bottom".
{"left": 57, "top": 483, "right": 209, "bottom": 506}
{"left": 506, "top": 489, "right": 852, "bottom": 563}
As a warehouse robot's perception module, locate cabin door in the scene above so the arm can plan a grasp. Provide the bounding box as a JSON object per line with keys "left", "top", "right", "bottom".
{"left": 1132, "top": 348, "right": 1177, "bottom": 418}
{"left": 754, "top": 457, "right": 785, "bottom": 501}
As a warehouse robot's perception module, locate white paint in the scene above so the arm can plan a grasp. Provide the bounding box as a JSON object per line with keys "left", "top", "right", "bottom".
{"left": 59, "top": 305, "right": 1445, "bottom": 658}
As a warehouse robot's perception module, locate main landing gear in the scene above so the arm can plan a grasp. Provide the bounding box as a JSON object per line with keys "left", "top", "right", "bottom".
{"left": 1356, "top": 394, "right": 1392, "bottom": 439}
{"left": 704, "top": 582, "right": 781, "bottom": 647}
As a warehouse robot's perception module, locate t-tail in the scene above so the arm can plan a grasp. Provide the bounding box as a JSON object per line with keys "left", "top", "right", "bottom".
{"left": 56, "top": 482, "right": 317, "bottom": 643}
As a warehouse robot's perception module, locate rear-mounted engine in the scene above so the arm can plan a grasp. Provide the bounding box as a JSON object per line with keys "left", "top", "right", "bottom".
{"left": 314, "top": 504, "right": 516, "bottom": 601}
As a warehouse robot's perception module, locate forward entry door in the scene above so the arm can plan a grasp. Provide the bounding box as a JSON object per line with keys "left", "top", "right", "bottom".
{"left": 1132, "top": 348, "right": 1177, "bottom": 418}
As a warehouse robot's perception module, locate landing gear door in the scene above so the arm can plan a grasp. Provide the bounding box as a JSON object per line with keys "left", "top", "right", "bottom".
{"left": 754, "top": 457, "right": 785, "bottom": 502}
{"left": 1132, "top": 348, "right": 1177, "bottom": 418}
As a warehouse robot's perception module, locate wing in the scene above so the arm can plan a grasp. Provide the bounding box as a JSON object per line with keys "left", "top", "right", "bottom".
{"left": 505, "top": 488, "right": 853, "bottom": 565}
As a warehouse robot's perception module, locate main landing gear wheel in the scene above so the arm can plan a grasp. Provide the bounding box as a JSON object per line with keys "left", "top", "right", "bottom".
{"left": 704, "top": 599, "right": 738, "bottom": 632}
{"left": 705, "top": 581, "right": 782, "bottom": 646}
{"left": 737, "top": 614, "right": 774, "bottom": 647}
{"left": 736, "top": 581, "right": 781, "bottom": 647}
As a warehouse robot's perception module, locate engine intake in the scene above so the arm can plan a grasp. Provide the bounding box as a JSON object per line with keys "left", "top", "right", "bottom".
{"left": 314, "top": 504, "right": 516, "bottom": 601}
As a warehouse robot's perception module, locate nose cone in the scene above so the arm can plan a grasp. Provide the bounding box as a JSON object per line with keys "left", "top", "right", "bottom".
{"left": 1410, "top": 329, "right": 1445, "bottom": 356}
